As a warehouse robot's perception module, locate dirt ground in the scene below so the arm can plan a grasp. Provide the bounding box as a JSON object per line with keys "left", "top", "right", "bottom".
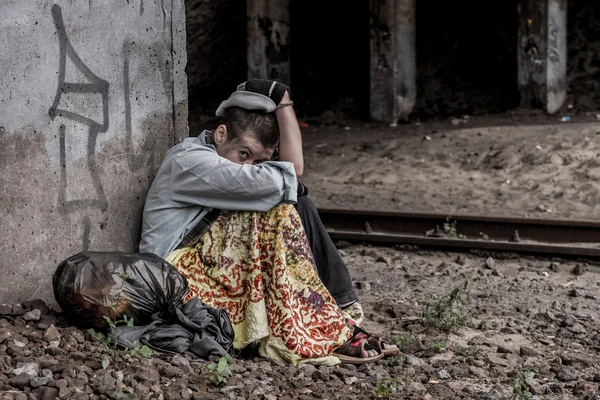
{"left": 2, "top": 114, "right": 600, "bottom": 399}
{"left": 301, "top": 112, "right": 600, "bottom": 221}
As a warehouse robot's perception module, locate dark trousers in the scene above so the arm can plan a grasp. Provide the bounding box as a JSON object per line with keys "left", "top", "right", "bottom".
{"left": 294, "top": 196, "right": 358, "bottom": 307}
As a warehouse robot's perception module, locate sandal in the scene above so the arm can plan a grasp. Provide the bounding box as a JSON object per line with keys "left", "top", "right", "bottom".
{"left": 353, "top": 325, "right": 400, "bottom": 358}
{"left": 333, "top": 332, "right": 384, "bottom": 365}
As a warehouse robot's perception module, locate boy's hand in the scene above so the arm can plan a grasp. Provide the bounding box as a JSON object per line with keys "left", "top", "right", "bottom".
{"left": 243, "top": 79, "right": 289, "bottom": 106}
{"left": 215, "top": 79, "right": 290, "bottom": 116}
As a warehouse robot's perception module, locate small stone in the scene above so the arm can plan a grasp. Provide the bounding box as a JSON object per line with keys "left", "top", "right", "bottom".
{"left": 568, "top": 289, "right": 578, "bottom": 297}
{"left": 44, "top": 325, "right": 61, "bottom": 341}
{"left": 455, "top": 255, "right": 467, "bottom": 265}
{"left": 355, "top": 281, "right": 371, "bottom": 291}
{"left": 375, "top": 256, "right": 391, "bottom": 265}
{"left": 484, "top": 257, "right": 495, "bottom": 269}
{"left": 469, "top": 366, "right": 489, "bottom": 377}
{"left": 437, "top": 369, "right": 451, "bottom": 380}
{"left": 170, "top": 355, "right": 191, "bottom": 369}
{"left": 573, "top": 264, "right": 587, "bottom": 276}
{"left": 8, "top": 373, "right": 31, "bottom": 388}
{"left": 573, "top": 381, "right": 598, "bottom": 395}
{"left": 30, "top": 376, "right": 51, "bottom": 388}
{"left": 0, "top": 329, "right": 13, "bottom": 343}
{"left": 407, "top": 381, "right": 426, "bottom": 394}
{"left": 556, "top": 366, "right": 579, "bottom": 382}
{"left": 161, "top": 365, "right": 183, "bottom": 378}
{"left": 549, "top": 262, "right": 560, "bottom": 272}
{"left": 0, "top": 304, "right": 11, "bottom": 315}
{"left": 13, "top": 362, "right": 40, "bottom": 378}
{"left": 520, "top": 346, "right": 538, "bottom": 357}
{"left": 344, "top": 376, "right": 358, "bottom": 385}
{"left": 487, "top": 355, "right": 512, "bottom": 368}
{"left": 23, "top": 309, "right": 41, "bottom": 322}
{"left": 38, "top": 387, "right": 60, "bottom": 400}
{"left": 11, "top": 304, "right": 26, "bottom": 316}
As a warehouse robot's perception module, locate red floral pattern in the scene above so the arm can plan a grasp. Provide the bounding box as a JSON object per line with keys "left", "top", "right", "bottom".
{"left": 169, "top": 205, "right": 352, "bottom": 362}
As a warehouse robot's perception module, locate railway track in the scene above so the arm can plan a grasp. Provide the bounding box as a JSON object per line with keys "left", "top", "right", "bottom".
{"left": 318, "top": 208, "right": 600, "bottom": 261}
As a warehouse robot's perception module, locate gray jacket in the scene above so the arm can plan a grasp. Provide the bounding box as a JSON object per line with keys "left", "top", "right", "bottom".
{"left": 139, "top": 131, "right": 298, "bottom": 258}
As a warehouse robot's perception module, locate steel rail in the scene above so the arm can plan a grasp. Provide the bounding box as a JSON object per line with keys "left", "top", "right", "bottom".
{"left": 318, "top": 208, "right": 600, "bottom": 260}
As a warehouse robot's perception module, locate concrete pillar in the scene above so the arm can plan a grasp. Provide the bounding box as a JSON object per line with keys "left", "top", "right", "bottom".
{"left": 370, "top": 0, "right": 416, "bottom": 124}
{"left": 247, "top": 0, "right": 290, "bottom": 85}
{"left": 518, "top": 0, "right": 567, "bottom": 114}
{"left": 0, "top": 0, "right": 187, "bottom": 305}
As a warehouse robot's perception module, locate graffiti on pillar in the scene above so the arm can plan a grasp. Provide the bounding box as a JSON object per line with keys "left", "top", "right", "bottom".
{"left": 547, "top": 17, "right": 561, "bottom": 70}
{"left": 48, "top": 4, "right": 109, "bottom": 250}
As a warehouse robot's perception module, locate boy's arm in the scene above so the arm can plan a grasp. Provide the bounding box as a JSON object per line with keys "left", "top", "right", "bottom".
{"left": 275, "top": 91, "right": 304, "bottom": 177}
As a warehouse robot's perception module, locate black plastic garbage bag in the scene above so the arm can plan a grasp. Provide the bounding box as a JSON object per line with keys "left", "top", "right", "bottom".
{"left": 53, "top": 251, "right": 189, "bottom": 329}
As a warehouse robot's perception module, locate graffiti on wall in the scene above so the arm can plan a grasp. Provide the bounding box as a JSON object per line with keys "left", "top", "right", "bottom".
{"left": 48, "top": 4, "right": 148, "bottom": 250}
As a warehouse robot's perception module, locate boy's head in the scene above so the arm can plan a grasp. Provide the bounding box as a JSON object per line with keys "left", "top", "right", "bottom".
{"left": 213, "top": 106, "right": 279, "bottom": 165}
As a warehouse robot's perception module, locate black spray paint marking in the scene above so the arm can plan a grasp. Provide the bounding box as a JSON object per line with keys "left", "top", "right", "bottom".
{"left": 49, "top": 4, "right": 109, "bottom": 249}
{"left": 49, "top": 4, "right": 109, "bottom": 213}
{"left": 123, "top": 41, "right": 143, "bottom": 172}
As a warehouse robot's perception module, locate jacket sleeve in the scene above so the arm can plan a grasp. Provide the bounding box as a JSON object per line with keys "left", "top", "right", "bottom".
{"left": 170, "top": 147, "right": 298, "bottom": 211}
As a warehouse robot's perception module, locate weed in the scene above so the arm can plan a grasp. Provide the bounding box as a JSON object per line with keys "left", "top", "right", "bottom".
{"left": 387, "top": 355, "right": 405, "bottom": 367}
{"left": 377, "top": 378, "right": 400, "bottom": 398}
{"left": 454, "top": 346, "right": 483, "bottom": 358}
{"left": 205, "top": 356, "right": 232, "bottom": 386}
{"left": 443, "top": 217, "right": 466, "bottom": 239}
{"left": 87, "top": 272, "right": 153, "bottom": 369}
{"left": 422, "top": 274, "right": 473, "bottom": 332}
{"left": 512, "top": 371, "right": 534, "bottom": 400}
{"left": 395, "top": 333, "right": 418, "bottom": 352}
{"left": 427, "top": 340, "right": 446, "bottom": 352}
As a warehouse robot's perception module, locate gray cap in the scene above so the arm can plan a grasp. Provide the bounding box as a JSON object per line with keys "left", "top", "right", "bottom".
{"left": 215, "top": 90, "right": 277, "bottom": 117}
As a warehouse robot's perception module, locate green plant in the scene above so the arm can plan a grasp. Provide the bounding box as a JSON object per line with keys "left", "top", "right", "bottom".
{"left": 377, "top": 378, "right": 399, "bottom": 398}
{"left": 395, "top": 333, "right": 418, "bottom": 352}
{"left": 387, "top": 355, "right": 405, "bottom": 367}
{"left": 87, "top": 272, "right": 153, "bottom": 369}
{"left": 205, "top": 357, "right": 232, "bottom": 386}
{"left": 427, "top": 340, "right": 446, "bottom": 352}
{"left": 443, "top": 217, "right": 466, "bottom": 239}
{"left": 422, "top": 274, "right": 473, "bottom": 332}
{"left": 454, "top": 346, "right": 483, "bottom": 358}
{"left": 512, "top": 371, "right": 534, "bottom": 399}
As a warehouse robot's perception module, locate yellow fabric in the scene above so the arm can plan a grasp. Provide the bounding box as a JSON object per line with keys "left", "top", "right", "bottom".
{"left": 167, "top": 205, "right": 352, "bottom": 366}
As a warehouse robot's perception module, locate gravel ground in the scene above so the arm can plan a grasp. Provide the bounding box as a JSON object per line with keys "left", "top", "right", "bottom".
{"left": 1, "top": 244, "right": 599, "bottom": 399}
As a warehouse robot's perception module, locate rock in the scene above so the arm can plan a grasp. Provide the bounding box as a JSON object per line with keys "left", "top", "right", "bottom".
{"left": 30, "top": 376, "right": 51, "bottom": 388}
{"left": 455, "top": 255, "right": 467, "bottom": 265}
{"left": 170, "top": 355, "right": 191, "bottom": 369}
{"left": 8, "top": 373, "right": 31, "bottom": 389}
{"left": 161, "top": 365, "right": 183, "bottom": 379}
{"left": 43, "top": 325, "right": 61, "bottom": 342}
{"left": 573, "top": 381, "right": 598, "bottom": 396}
{"left": 23, "top": 309, "right": 41, "bottom": 322}
{"left": 556, "top": 366, "right": 579, "bottom": 382}
{"left": 469, "top": 366, "right": 489, "bottom": 377}
{"left": 0, "top": 329, "right": 13, "bottom": 343}
{"left": 0, "top": 305, "right": 11, "bottom": 315}
{"left": 572, "top": 264, "right": 587, "bottom": 276}
{"left": 355, "top": 281, "right": 371, "bottom": 291}
{"left": 437, "top": 369, "right": 451, "bottom": 380}
{"left": 38, "top": 387, "right": 60, "bottom": 400}
{"left": 487, "top": 355, "right": 513, "bottom": 368}
{"left": 11, "top": 304, "right": 26, "bottom": 316}
{"left": 344, "top": 376, "right": 358, "bottom": 385}
{"left": 430, "top": 351, "right": 454, "bottom": 366}
{"left": 484, "top": 257, "right": 495, "bottom": 269}
{"left": 520, "top": 346, "right": 538, "bottom": 357}
{"left": 549, "top": 262, "right": 560, "bottom": 272}
{"left": 13, "top": 362, "right": 40, "bottom": 378}
{"left": 406, "top": 381, "right": 426, "bottom": 394}
{"left": 428, "top": 384, "right": 455, "bottom": 398}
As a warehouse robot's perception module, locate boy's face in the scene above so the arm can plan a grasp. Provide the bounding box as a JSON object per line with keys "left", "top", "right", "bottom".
{"left": 214, "top": 124, "right": 274, "bottom": 165}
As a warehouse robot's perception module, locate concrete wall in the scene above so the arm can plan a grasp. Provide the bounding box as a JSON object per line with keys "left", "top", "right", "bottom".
{"left": 0, "top": 0, "right": 188, "bottom": 304}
